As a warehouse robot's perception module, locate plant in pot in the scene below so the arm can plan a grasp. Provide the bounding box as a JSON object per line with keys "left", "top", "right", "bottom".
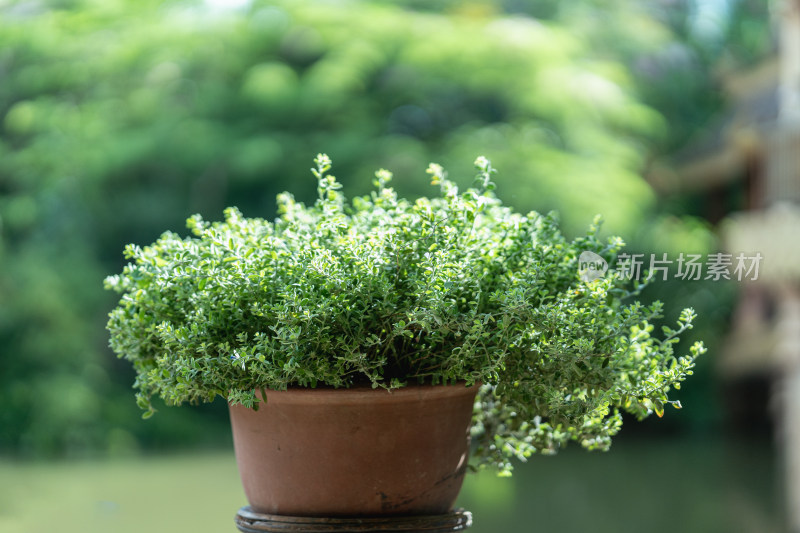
{"left": 105, "top": 155, "right": 705, "bottom": 524}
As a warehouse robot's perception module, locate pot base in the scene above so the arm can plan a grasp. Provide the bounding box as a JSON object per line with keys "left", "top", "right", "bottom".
{"left": 234, "top": 506, "right": 472, "bottom": 532}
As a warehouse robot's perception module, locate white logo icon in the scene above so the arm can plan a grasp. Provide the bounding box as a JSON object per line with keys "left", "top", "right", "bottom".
{"left": 578, "top": 251, "right": 608, "bottom": 282}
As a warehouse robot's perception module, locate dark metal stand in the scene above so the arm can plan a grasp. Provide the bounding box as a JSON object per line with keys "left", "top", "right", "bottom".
{"left": 235, "top": 506, "right": 472, "bottom": 532}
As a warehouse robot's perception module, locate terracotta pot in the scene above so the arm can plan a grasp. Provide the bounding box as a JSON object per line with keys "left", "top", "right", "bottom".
{"left": 228, "top": 383, "right": 479, "bottom": 517}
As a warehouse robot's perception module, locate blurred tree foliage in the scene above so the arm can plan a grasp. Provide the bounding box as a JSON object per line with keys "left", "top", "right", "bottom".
{"left": 387, "top": 0, "right": 772, "bottom": 433}
{"left": 384, "top": 0, "right": 774, "bottom": 154}
{"left": 0, "top": 0, "right": 771, "bottom": 455}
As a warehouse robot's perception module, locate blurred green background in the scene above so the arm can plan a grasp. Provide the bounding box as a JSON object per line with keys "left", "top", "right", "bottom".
{"left": 0, "top": 0, "right": 781, "bottom": 531}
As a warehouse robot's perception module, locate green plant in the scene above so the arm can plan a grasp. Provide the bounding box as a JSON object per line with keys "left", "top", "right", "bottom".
{"left": 105, "top": 155, "right": 705, "bottom": 473}
{"left": 1, "top": 0, "right": 681, "bottom": 456}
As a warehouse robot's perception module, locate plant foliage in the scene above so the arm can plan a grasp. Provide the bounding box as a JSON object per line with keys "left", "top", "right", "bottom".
{"left": 0, "top": 0, "right": 674, "bottom": 455}
{"left": 105, "top": 156, "right": 705, "bottom": 473}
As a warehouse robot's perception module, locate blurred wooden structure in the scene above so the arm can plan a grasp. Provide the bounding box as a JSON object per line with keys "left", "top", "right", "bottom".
{"left": 650, "top": 1, "right": 800, "bottom": 530}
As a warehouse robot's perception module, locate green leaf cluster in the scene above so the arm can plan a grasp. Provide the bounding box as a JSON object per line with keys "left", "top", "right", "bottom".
{"left": 0, "top": 0, "right": 670, "bottom": 454}
{"left": 106, "top": 156, "right": 705, "bottom": 472}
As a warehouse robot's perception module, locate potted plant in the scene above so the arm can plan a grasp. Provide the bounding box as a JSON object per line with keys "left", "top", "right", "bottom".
{"left": 105, "top": 155, "right": 705, "bottom": 519}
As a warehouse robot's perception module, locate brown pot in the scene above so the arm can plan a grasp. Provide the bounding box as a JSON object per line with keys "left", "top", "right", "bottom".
{"left": 228, "top": 383, "right": 479, "bottom": 517}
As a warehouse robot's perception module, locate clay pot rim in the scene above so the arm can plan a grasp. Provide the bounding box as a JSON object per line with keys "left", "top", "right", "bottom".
{"left": 244, "top": 381, "right": 480, "bottom": 406}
